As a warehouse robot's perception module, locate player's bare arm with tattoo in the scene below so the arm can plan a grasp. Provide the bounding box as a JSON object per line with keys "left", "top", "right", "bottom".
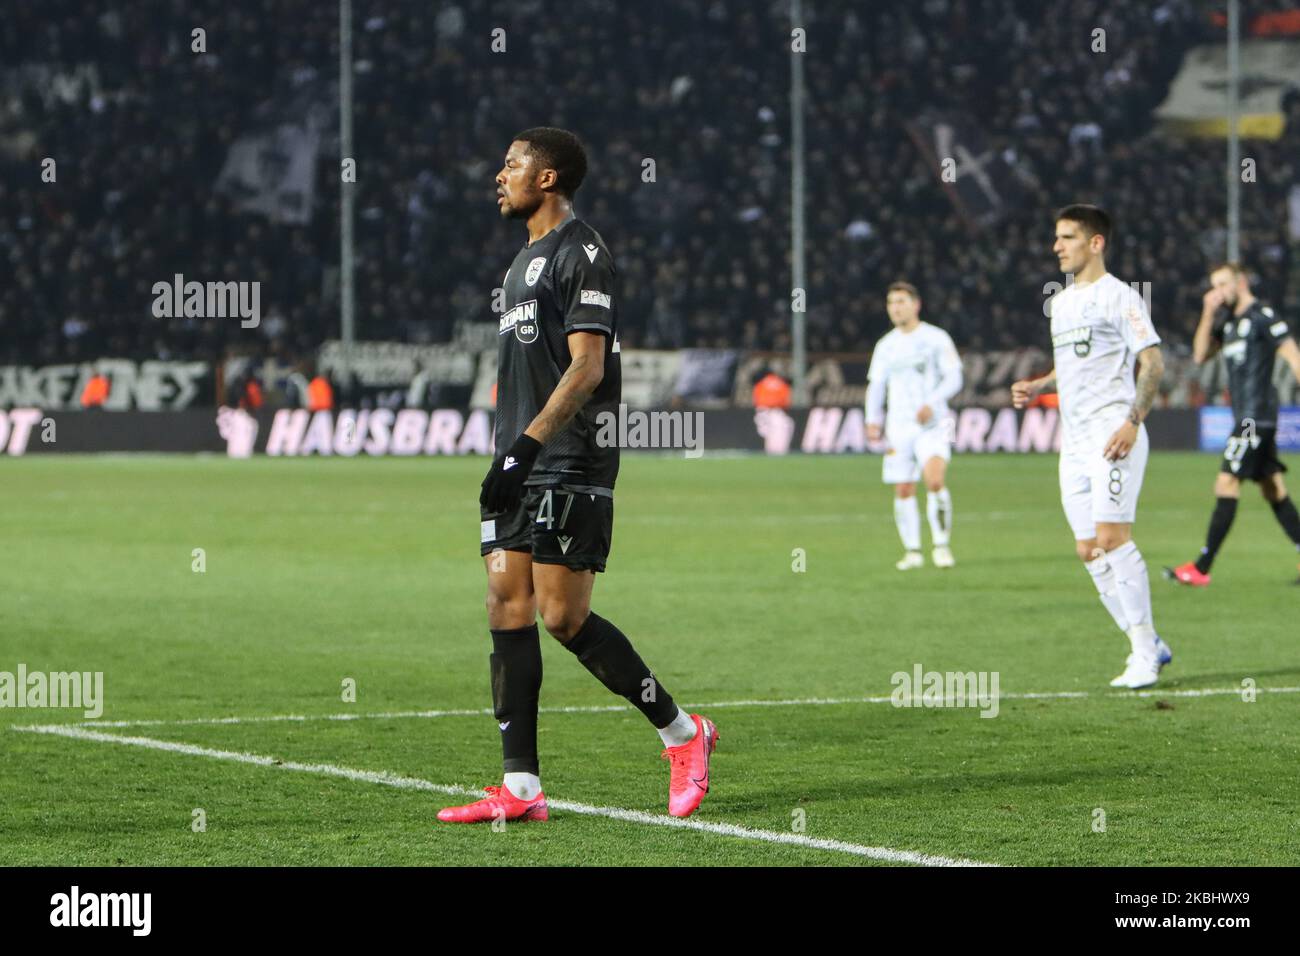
{"left": 524, "top": 331, "right": 606, "bottom": 444}
{"left": 1103, "top": 345, "right": 1164, "bottom": 461}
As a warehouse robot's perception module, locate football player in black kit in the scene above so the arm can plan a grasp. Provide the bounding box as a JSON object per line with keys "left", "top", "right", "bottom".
{"left": 438, "top": 128, "right": 717, "bottom": 824}
{"left": 1167, "top": 262, "right": 1300, "bottom": 586}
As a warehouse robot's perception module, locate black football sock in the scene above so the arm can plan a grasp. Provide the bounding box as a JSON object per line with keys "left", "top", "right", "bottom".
{"left": 489, "top": 624, "right": 542, "bottom": 775}
{"left": 1195, "top": 496, "right": 1238, "bottom": 574}
{"left": 1270, "top": 497, "right": 1300, "bottom": 549}
{"left": 564, "top": 612, "right": 679, "bottom": 728}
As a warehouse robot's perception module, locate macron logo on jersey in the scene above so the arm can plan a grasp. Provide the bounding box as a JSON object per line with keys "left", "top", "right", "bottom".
{"left": 580, "top": 290, "right": 611, "bottom": 309}
{"left": 503, "top": 457, "right": 518, "bottom": 470}
{"left": 582, "top": 243, "right": 599, "bottom": 263}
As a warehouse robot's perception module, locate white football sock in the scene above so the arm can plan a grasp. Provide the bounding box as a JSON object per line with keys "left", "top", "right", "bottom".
{"left": 1108, "top": 540, "right": 1154, "bottom": 632}
{"left": 1084, "top": 551, "right": 1130, "bottom": 633}
{"left": 894, "top": 496, "right": 922, "bottom": 552}
{"left": 503, "top": 772, "right": 541, "bottom": 800}
{"left": 926, "top": 487, "right": 953, "bottom": 546}
{"left": 658, "top": 707, "right": 697, "bottom": 748}
{"left": 1125, "top": 623, "right": 1159, "bottom": 660}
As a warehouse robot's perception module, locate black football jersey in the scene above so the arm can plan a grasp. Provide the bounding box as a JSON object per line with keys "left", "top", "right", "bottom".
{"left": 1214, "top": 301, "right": 1293, "bottom": 426}
{"left": 495, "top": 216, "right": 621, "bottom": 488}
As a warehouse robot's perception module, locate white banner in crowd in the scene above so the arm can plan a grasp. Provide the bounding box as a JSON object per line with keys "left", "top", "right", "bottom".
{"left": 1157, "top": 40, "right": 1300, "bottom": 134}
{"left": 0, "top": 360, "right": 208, "bottom": 411}
{"left": 213, "top": 78, "right": 330, "bottom": 225}
{"left": 214, "top": 124, "right": 321, "bottom": 225}
{"left": 317, "top": 340, "right": 485, "bottom": 388}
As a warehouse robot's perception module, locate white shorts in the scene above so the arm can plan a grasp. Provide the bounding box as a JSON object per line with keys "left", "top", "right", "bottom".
{"left": 1058, "top": 424, "right": 1149, "bottom": 540}
{"left": 882, "top": 424, "right": 952, "bottom": 484}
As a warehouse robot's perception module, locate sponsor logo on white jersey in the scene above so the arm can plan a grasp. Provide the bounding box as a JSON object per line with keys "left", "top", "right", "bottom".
{"left": 1052, "top": 325, "right": 1093, "bottom": 356}
{"left": 580, "top": 289, "right": 611, "bottom": 309}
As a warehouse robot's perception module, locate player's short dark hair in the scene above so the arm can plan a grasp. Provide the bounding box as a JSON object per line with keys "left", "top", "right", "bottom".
{"left": 887, "top": 280, "right": 920, "bottom": 300}
{"left": 1055, "top": 203, "right": 1111, "bottom": 243}
{"left": 512, "top": 127, "right": 588, "bottom": 198}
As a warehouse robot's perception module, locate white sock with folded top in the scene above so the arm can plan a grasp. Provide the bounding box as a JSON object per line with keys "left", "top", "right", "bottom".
{"left": 658, "top": 707, "right": 697, "bottom": 748}
{"left": 503, "top": 773, "right": 541, "bottom": 800}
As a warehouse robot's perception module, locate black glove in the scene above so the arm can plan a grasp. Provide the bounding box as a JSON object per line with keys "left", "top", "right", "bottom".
{"left": 480, "top": 433, "right": 543, "bottom": 513}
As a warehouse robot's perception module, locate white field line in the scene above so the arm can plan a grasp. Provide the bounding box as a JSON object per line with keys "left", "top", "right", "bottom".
{"left": 13, "top": 723, "right": 991, "bottom": 867}
{"left": 50, "top": 684, "right": 1300, "bottom": 730}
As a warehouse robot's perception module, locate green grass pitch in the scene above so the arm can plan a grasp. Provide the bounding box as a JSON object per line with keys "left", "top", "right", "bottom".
{"left": 2, "top": 451, "right": 1297, "bottom": 866}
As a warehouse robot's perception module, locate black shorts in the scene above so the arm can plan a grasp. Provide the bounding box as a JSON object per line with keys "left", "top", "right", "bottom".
{"left": 1220, "top": 422, "right": 1287, "bottom": 481}
{"left": 479, "top": 484, "right": 614, "bottom": 573}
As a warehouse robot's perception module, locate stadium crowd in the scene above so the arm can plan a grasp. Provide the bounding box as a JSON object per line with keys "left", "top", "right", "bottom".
{"left": 1, "top": 0, "right": 1296, "bottom": 370}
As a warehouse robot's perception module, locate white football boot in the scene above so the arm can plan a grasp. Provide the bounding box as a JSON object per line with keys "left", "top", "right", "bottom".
{"left": 932, "top": 546, "right": 955, "bottom": 568}
{"left": 895, "top": 551, "right": 924, "bottom": 571}
{"left": 1109, "top": 653, "right": 1161, "bottom": 689}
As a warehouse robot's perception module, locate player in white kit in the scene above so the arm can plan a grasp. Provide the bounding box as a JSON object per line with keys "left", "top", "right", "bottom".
{"left": 1012, "top": 205, "right": 1172, "bottom": 688}
{"left": 866, "top": 281, "right": 963, "bottom": 570}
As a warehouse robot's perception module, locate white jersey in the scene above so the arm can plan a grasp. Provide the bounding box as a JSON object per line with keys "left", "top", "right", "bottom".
{"left": 866, "top": 322, "right": 963, "bottom": 433}
{"left": 1049, "top": 273, "right": 1160, "bottom": 451}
